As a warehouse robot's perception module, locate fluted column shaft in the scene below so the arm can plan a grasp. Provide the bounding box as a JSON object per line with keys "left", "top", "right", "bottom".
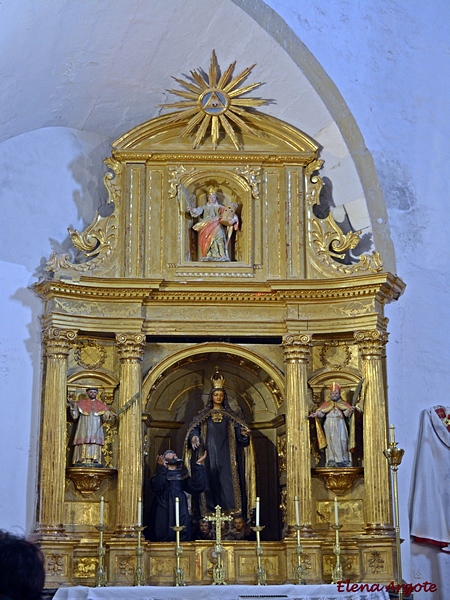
{"left": 354, "top": 330, "right": 392, "bottom": 532}
{"left": 37, "top": 327, "right": 77, "bottom": 536}
{"left": 115, "top": 333, "right": 145, "bottom": 533}
{"left": 282, "top": 334, "right": 313, "bottom": 533}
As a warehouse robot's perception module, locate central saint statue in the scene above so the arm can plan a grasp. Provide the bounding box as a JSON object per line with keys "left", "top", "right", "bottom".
{"left": 187, "top": 186, "right": 239, "bottom": 261}
{"left": 184, "top": 367, "right": 256, "bottom": 519}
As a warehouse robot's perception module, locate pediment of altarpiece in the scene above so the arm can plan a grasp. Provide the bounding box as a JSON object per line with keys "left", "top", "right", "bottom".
{"left": 44, "top": 110, "right": 385, "bottom": 288}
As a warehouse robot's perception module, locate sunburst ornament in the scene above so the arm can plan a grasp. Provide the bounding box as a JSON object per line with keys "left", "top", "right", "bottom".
{"left": 161, "top": 50, "right": 269, "bottom": 150}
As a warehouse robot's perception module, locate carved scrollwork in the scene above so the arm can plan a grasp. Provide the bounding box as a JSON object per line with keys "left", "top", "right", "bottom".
{"left": 305, "top": 160, "right": 384, "bottom": 277}
{"left": 68, "top": 212, "right": 116, "bottom": 258}
{"left": 265, "top": 377, "right": 283, "bottom": 408}
{"left": 234, "top": 165, "right": 261, "bottom": 199}
{"left": 74, "top": 557, "right": 98, "bottom": 578}
{"left": 168, "top": 165, "right": 196, "bottom": 200}
{"left": 45, "top": 160, "right": 121, "bottom": 274}
{"left": 279, "top": 488, "right": 287, "bottom": 525}
{"left": 310, "top": 213, "right": 383, "bottom": 275}
{"left": 277, "top": 435, "right": 286, "bottom": 471}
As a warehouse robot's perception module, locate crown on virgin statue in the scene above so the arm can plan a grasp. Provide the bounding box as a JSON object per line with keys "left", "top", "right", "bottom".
{"left": 210, "top": 366, "right": 225, "bottom": 389}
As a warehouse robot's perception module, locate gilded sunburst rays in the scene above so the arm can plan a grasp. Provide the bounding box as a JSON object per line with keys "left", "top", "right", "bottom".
{"left": 161, "top": 50, "right": 268, "bottom": 150}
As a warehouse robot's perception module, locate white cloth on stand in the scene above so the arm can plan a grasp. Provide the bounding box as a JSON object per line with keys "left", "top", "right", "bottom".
{"left": 409, "top": 406, "right": 450, "bottom": 551}
{"left": 53, "top": 583, "right": 389, "bottom": 600}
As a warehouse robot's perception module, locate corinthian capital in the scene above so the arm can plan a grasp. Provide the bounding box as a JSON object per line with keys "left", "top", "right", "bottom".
{"left": 115, "top": 333, "right": 145, "bottom": 362}
{"left": 281, "top": 333, "right": 312, "bottom": 363}
{"left": 354, "top": 330, "right": 389, "bottom": 358}
{"left": 43, "top": 327, "right": 78, "bottom": 358}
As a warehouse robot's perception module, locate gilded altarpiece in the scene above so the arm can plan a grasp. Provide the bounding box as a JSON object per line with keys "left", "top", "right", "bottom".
{"left": 34, "top": 55, "right": 404, "bottom": 588}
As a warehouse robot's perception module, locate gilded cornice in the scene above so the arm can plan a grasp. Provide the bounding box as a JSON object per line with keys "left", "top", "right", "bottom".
{"left": 33, "top": 273, "right": 405, "bottom": 306}
{"left": 112, "top": 151, "right": 317, "bottom": 166}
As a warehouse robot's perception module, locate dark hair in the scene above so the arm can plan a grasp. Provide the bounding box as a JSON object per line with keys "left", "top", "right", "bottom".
{"left": 0, "top": 530, "right": 45, "bottom": 600}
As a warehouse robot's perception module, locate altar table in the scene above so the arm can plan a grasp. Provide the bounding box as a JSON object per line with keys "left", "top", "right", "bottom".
{"left": 53, "top": 583, "right": 389, "bottom": 600}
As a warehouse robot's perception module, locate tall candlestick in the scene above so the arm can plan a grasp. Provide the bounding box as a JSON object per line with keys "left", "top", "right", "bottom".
{"left": 137, "top": 497, "right": 142, "bottom": 526}
{"left": 255, "top": 496, "right": 260, "bottom": 527}
{"left": 99, "top": 496, "right": 104, "bottom": 525}
{"left": 294, "top": 496, "right": 300, "bottom": 526}
{"left": 389, "top": 424, "right": 396, "bottom": 444}
{"left": 175, "top": 496, "right": 180, "bottom": 527}
{"left": 334, "top": 496, "right": 339, "bottom": 526}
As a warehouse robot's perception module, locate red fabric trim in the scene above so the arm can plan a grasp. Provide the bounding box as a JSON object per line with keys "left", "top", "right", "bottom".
{"left": 412, "top": 536, "right": 450, "bottom": 553}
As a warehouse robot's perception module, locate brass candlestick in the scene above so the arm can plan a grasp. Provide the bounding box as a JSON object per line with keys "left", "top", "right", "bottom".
{"left": 94, "top": 523, "right": 108, "bottom": 587}
{"left": 251, "top": 525, "right": 267, "bottom": 585}
{"left": 171, "top": 524, "right": 186, "bottom": 586}
{"left": 292, "top": 524, "right": 306, "bottom": 584}
{"left": 331, "top": 522, "right": 343, "bottom": 584}
{"left": 384, "top": 425, "right": 405, "bottom": 600}
{"left": 132, "top": 525, "right": 145, "bottom": 586}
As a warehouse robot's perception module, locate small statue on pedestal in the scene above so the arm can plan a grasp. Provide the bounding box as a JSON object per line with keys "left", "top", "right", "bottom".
{"left": 70, "top": 387, "right": 115, "bottom": 467}
{"left": 309, "top": 382, "right": 358, "bottom": 468}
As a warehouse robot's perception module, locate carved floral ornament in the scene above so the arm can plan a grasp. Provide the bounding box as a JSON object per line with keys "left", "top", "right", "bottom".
{"left": 320, "top": 341, "right": 351, "bottom": 370}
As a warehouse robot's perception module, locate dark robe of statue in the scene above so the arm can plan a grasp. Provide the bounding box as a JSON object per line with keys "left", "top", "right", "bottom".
{"left": 148, "top": 452, "right": 206, "bottom": 542}
{"left": 184, "top": 375, "right": 256, "bottom": 519}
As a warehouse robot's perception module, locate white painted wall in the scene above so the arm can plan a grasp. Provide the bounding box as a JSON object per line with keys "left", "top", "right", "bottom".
{"left": 262, "top": 1, "right": 450, "bottom": 596}
{"left": 0, "top": 128, "right": 108, "bottom": 532}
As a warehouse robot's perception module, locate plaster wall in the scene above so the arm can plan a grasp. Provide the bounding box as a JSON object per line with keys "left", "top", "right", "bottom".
{"left": 260, "top": 1, "right": 450, "bottom": 596}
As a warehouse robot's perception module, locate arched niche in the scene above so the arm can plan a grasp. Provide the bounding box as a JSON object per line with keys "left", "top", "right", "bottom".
{"left": 179, "top": 170, "right": 251, "bottom": 264}
{"left": 141, "top": 342, "right": 285, "bottom": 540}
{"left": 308, "top": 367, "right": 364, "bottom": 469}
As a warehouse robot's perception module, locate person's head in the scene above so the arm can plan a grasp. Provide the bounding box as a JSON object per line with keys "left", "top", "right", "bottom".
{"left": 198, "top": 520, "right": 211, "bottom": 534}
{"left": 86, "top": 387, "right": 98, "bottom": 399}
{"left": 233, "top": 515, "right": 245, "bottom": 531}
{"left": 329, "top": 382, "right": 341, "bottom": 401}
{"left": 209, "top": 367, "right": 229, "bottom": 409}
{"left": 207, "top": 187, "right": 218, "bottom": 205}
{"left": 163, "top": 450, "right": 183, "bottom": 470}
{"left": 211, "top": 388, "right": 225, "bottom": 406}
{"left": 0, "top": 530, "right": 45, "bottom": 600}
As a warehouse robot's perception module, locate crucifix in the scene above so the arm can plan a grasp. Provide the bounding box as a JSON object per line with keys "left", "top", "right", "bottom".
{"left": 205, "top": 505, "right": 233, "bottom": 585}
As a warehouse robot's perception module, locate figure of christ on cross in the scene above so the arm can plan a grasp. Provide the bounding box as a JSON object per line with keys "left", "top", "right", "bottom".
{"left": 204, "top": 505, "right": 233, "bottom": 585}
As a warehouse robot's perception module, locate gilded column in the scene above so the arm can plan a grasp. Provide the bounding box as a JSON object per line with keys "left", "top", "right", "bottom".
{"left": 282, "top": 334, "right": 313, "bottom": 534}
{"left": 354, "top": 330, "right": 392, "bottom": 532}
{"left": 37, "top": 326, "right": 77, "bottom": 536}
{"left": 115, "top": 333, "right": 145, "bottom": 533}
